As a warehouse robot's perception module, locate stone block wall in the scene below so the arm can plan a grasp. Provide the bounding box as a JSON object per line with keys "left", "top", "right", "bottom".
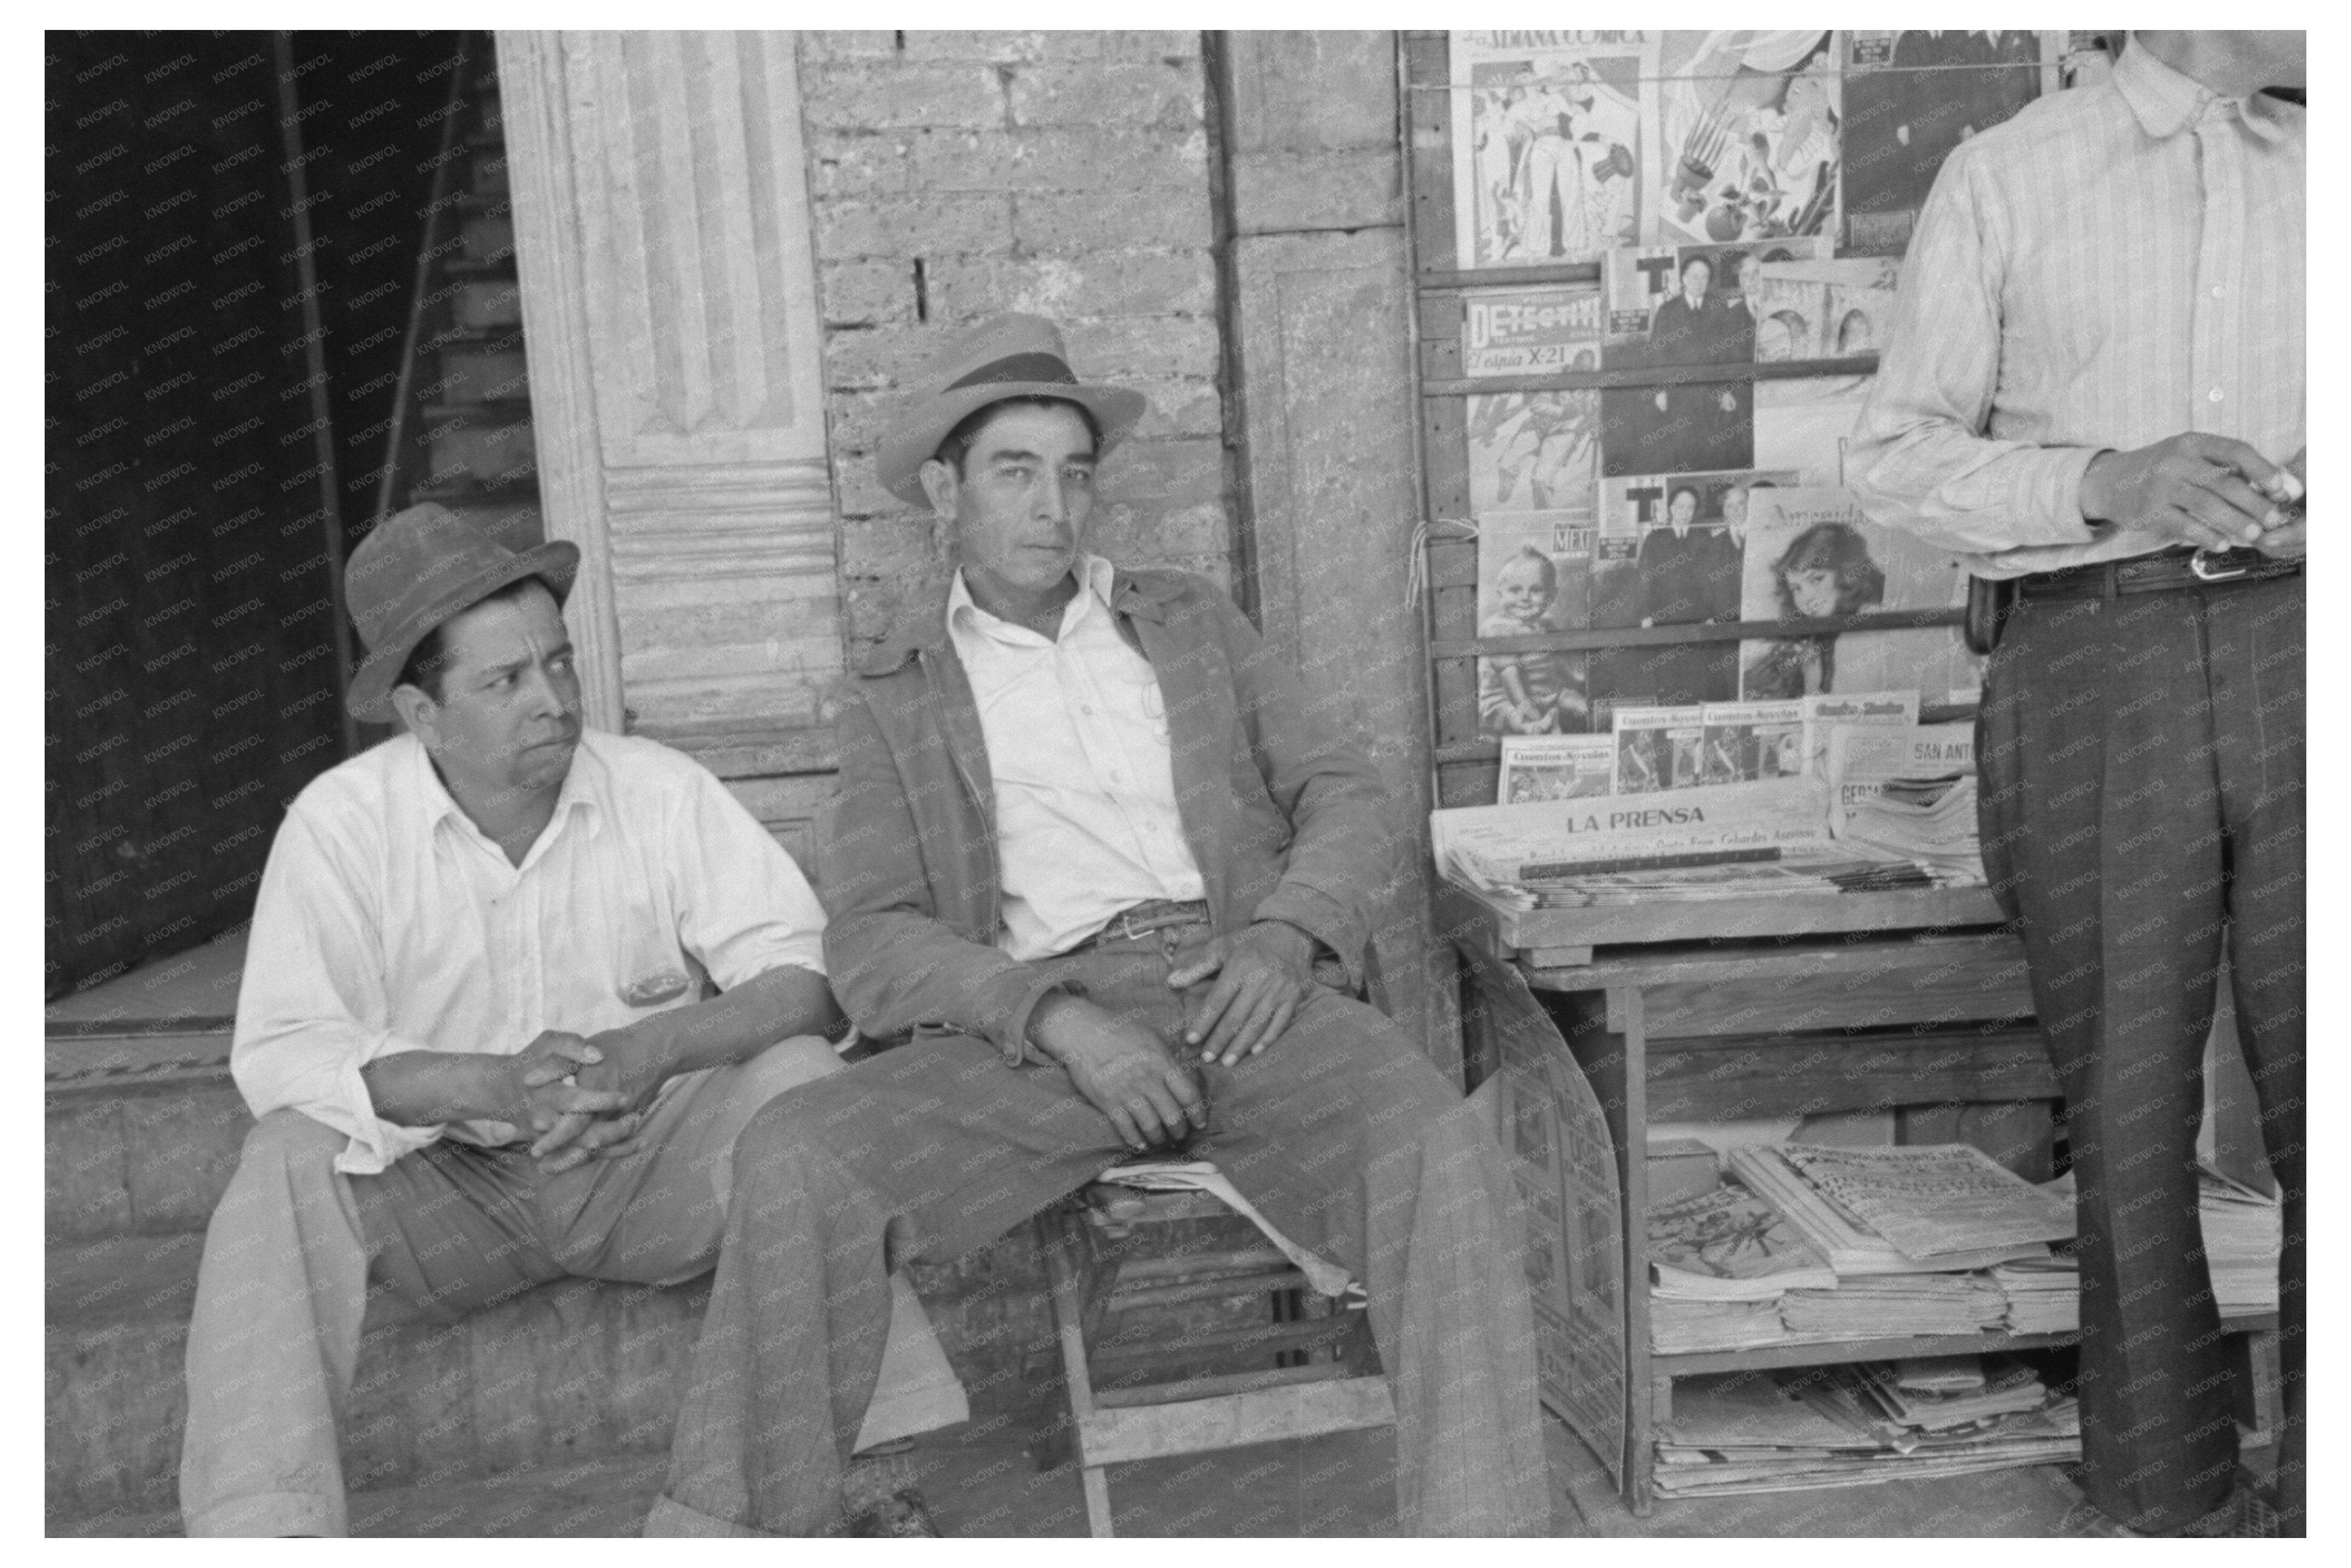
{"left": 797, "top": 30, "right": 1234, "bottom": 659}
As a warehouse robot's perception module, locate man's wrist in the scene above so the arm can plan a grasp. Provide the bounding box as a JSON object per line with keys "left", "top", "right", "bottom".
{"left": 1026, "top": 991, "right": 1090, "bottom": 1062}
{"left": 2078, "top": 448, "right": 2119, "bottom": 528}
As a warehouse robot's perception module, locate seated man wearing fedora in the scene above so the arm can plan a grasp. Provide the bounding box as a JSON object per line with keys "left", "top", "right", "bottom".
{"left": 180, "top": 504, "right": 965, "bottom": 1537}
{"left": 652, "top": 316, "right": 1550, "bottom": 1537}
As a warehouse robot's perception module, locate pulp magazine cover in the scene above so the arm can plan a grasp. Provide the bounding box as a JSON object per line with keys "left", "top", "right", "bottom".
{"left": 1450, "top": 31, "right": 1655, "bottom": 268}
{"left": 1648, "top": 32, "right": 1842, "bottom": 250}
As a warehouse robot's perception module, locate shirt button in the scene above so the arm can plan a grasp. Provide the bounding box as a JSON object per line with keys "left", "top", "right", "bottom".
{"left": 2211, "top": 284, "right": 2225, "bottom": 298}
{"left": 2208, "top": 388, "right": 2224, "bottom": 402}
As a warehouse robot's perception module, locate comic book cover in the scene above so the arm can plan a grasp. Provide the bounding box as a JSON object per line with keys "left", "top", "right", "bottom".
{"left": 1475, "top": 511, "right": 1595, "bottom": 738}
{"left": 1647, "top": 31, "right": 1842, "bottom": 250}
{"left": 1450, "top": 31, "right": 1657, "bottom": 268}
{"left": 1840, "top": 31, "right": 2060, "bottom": 256}
{"left": 1612, "top": 703, "right": 1706, "bottom": 794}
{"left": 1699, "top": 699, "right": 1807, "bottom": 785}
{"left": 1498, "top": 733, "right": 1618, "bottom": 804}
{"left": 1462, "top": 286, "right": 1605, "bottom": 378}
{"left": 1735, "top": 487, "right": 1976, "bottom": 703}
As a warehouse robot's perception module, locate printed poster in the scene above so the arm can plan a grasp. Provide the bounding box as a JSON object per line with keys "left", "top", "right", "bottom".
{"left": 1648, "top": 32, "right": 1842, "bottom": 250}
{"left": 1450, "top": 31, "right": 1656, "bottom": 268}
{"left": 1840, "top": 31, "right": 2059, "bottom": 256}
{"left": 1735, "top": 486, "right": 1978, "bottom": 703}
{"left": 1475, "top": 511, "right": 1595, "bottom": 738}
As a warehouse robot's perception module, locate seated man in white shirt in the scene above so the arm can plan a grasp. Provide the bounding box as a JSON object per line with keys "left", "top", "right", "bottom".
{"left": 178, "top": 503, "right": 964, "bottom": 1538}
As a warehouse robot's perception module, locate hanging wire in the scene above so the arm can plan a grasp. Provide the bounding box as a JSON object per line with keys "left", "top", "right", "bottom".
{"left": 1406, "top": 517, "right": 1480, "bottom": 611}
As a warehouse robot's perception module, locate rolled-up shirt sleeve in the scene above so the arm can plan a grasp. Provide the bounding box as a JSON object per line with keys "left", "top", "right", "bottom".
{"left": 667, "top": 766, "right": 829, "bottom": 991}
{"left": 1848, "top": 147, "right": 2105, "bottom": 558}
{"left": 230, "top": 804, "right": 442, "bottom": 1177}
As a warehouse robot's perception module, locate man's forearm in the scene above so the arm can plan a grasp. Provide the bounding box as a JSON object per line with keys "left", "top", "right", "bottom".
{"left": 598, "top": 964, "right": 842, "bottom": 1090}
{"left": 360, "top": 1051, "right": 517, "bottom": 1128}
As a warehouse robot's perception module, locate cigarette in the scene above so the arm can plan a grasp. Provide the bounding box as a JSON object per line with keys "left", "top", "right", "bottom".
{"left": 2259, "top": 468, "right": 2305, "bottom": 505}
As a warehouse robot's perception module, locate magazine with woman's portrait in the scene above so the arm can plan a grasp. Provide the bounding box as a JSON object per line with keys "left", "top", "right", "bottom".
{"left": 1735, "top": 487, "right": 1980, "bottom": 703}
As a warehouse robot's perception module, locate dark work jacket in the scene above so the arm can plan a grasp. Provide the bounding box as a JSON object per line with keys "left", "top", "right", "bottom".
{"left": 820, "top": 566, "right": 1387, "bottom": 1066}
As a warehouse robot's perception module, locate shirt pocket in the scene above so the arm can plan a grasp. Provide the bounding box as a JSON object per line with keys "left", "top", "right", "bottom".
{"left": 610, "top": 901, "right": 697, "bottom": 1011}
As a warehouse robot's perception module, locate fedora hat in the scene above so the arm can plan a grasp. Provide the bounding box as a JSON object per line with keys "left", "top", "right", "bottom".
{"left": 342, "top": 503, "right": 580, "bottom": 723}
{"left": 876, "top": 314, "right": 1149, "bottom": 506}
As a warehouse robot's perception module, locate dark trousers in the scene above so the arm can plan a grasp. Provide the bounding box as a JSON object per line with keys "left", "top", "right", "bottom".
{"left": 1978, "top": 575, "right": 2304, "bottom": 1535}
{"left": 650, "top": 922, "right": 1552, "bottom": 1536}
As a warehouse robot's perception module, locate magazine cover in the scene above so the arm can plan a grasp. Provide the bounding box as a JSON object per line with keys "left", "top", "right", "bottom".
{"left": 1612, "top": 703, "right": 1706, "bottom": 794}
{"left": 1735, "top": 487, "right": 1976, "bottom": 703}
{"left": 1700, "top": 700, "right": 1807, "bottom": 785}
{"left": 1588, "top": 469, "right": 1795, "bottom": 709}
{"left": 1798, "top": 689, "right": 1919, "bottom": 777}
{"left": 1469, "top": 391, "right": 1602, "bottom": 514}
{"left": 1499, "top": 734, "right": 1616, "bottom": 803}
{"left": 1449, "top": 31, "right": 1657, "bottom": 268}
{"left": 1749, "top": 255, "right": 1900, "bottom": 361}
{"left": 1647, "top": 31, "right": 1842, "bottom": 250}
{"left": 1753, "top": 375, "right": 1874, "bottom": 487}
{"left": 1475, "top": 511, "right": 1595, "bottom": 738}
{"left": 1596, "top": 239, "right": 1829, "bottom": 476}
{"left": 1840, "top": 31, "right": 2059, "bottom": 256}
{"left": 1462, "top": 286, "right": 1604, "bottom": 378}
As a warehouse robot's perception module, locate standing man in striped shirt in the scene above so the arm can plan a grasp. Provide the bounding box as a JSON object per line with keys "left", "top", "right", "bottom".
{"left": 1850, "top": 31, "right": 2303, "bottom": 1538}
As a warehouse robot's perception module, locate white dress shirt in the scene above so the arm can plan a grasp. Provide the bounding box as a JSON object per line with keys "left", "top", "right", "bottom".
{"left": 232, "top": 730, "right": 828, "bottom": 1175}
{"left": 946, "top": 554, "right": 1206, "bottom": 961}
{"left": 1849, "top": 37, "right": 2303, "bottom": 577}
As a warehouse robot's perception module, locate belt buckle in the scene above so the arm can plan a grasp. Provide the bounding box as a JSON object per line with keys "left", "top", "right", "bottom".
{"left": 2190, "top": 548, "right": 2251, "bottom": 583}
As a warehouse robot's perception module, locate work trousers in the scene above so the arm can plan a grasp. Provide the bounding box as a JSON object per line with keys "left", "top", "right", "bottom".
{"left": 651, "top": 925, "right": 1552, "bottom": 1536}
{"left": 180, "top": 1037, "right": 966, "bottom": 1537}
{"left": 1979, "top": 576, "right": 2304, "bottom": 1535}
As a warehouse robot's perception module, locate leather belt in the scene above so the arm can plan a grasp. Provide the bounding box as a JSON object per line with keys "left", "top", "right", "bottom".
{"left": 1065, "top": 899, "right": 1211, "bottom": 953}
{"left": 2013, "top": 545, "right": 2301, "bottom": 602}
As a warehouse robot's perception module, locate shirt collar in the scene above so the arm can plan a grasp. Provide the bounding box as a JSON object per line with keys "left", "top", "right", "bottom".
{"left": 407, "top": 729, "right": 602, "bottom": 856}
{"left": 947, "top": 553, "right": 1119, "bottom": 644}
{"left": 2114, "top": 34, "right": 2295, "bottom": 145}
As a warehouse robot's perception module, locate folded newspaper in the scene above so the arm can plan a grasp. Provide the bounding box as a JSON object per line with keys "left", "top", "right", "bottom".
{"left": 1093, "top": 1159, "right": 1358, "bottom": 1299}
{"left": 1726, "top": 1144, "right": 2052, "bottom": 1275}
{"left": 1648, "top": 1182, "right": 1837, "bottom": 1301}
{"left": 1432, "top": 776, "right": 1835, "bottom": 891}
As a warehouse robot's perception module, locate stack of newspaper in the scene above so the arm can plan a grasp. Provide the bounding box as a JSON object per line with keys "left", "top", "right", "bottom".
{"left": 1653, "top": 1356, "right": 2079, "bottom": 1496}
{"left": 2037, "top": 1166, "right": 2280, "bottom": 1318}
{"left": 1649, "top": 1182, "right": 1842, "bottom": 1354}
{"left": 1990, "top": 1254, "right": 2081, "bottom": 1334}
{"left": 1779, "top": 1273, "right": 2007, "bottom": 1337}
{"left": 2199, "top": 1166, "right": 2283, "bottom": 1315}
{"left": 1826, "top": 725, "right": 1988, "bottom": 884}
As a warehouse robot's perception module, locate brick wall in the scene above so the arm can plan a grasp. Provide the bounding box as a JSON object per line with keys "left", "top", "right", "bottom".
{"left": 797, "top": 30, "right": 1233, "bottom": 658}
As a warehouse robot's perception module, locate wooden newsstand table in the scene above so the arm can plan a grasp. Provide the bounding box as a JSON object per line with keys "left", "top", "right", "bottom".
{"left": 1440, "top": 882, "right": 2274, "bottom": 1512}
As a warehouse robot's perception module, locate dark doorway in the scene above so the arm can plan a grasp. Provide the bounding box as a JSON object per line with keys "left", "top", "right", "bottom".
{"left": 46, "top": 31, "right": 467, "bottom": 996}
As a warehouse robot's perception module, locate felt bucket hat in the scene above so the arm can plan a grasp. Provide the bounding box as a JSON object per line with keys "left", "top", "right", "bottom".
{"left": 875, "top": 314, "right": 1149, "bottom": 506}
{"left": 342, "top": 502, "right": 580, "bottom": 722}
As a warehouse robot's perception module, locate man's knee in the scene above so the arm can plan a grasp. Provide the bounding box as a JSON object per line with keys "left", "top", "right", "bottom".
{"left": 730, "top": 1034, "right": 846, "bottom": 1111}
{"left": 237, "top": 1109, "right": 346, "bottom": 1173}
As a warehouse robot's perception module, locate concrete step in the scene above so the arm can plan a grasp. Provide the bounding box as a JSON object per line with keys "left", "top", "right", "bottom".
{"left": 47, "top": 1223, "right": 718, "bottom": 1519}
{"left": 48, "top": 1036, "right": 243, "bottom": 1243}
{"left": 461, "top": 212, "right": 513, "bottom": 267}
{"left": 472, "top": 148, "right": 507, "bottom": 199}
{"left": 452, "top": 276, "right": 521, "bottom": 331}
{"left": 426, "top": 339, "right": 528, "bottom": 407}
{"left": 426, "top": 414, "right": 538, "bottom": 487}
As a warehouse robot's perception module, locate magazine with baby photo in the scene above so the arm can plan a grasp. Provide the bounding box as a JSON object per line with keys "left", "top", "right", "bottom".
{"left": 1475, "top": 511, "right": 1595, "bottom": 738}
